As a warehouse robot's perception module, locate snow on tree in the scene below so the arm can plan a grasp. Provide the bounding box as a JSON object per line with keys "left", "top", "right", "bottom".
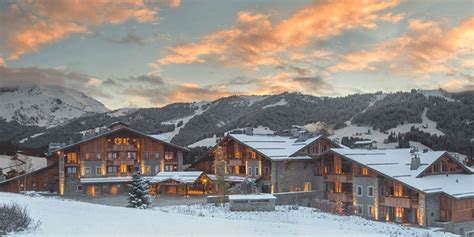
{"left": 127, "top": 165, "right": 152, "bottom": 209}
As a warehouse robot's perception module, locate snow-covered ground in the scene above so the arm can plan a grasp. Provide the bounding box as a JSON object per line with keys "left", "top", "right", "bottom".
{"left": 263, "top": 98, "right": 288, "bottom": 109}
{"left": 0, "top": 192, "right": 455, "bottom": 237}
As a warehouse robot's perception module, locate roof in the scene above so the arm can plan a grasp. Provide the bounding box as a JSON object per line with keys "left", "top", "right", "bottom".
{"left": 50, "top": 126, "right": 187, "bottom": 155}
{"left": 207, "top": 174, "right": 255, "bottom": 183}
{"left": 80, "top": 176, "right": 154, "bottom": 184}
{"left": 331, "top": 148, "right": 474, "bottom": 199}
{"left": 149, "top": 171, "right": 205, "bottom": 184}
{"left": 228, "top": 134, "right": 324, "bottom": 161}
{"left": 228, "top": 194, "right": 276, "bottom": 201}
{"left": 353, "top": 140, "right": 376, "bottom": 145}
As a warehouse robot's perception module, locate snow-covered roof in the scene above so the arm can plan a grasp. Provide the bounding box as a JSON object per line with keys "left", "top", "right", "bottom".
{"left": 228, "top": 194, "right": 276, "bottom": 200}
{"left": 331, "top": 148, "right": 474, "bottom": 199}
{"left": 228, "top": 134, "right": 323, "bottom": 161}
{"left": 150, "top": 171, "right": 205, "bottom": 184}
{"left": 207, "top": 174, "right": 255, "bottom": 183}
{"left": 80, "top": 176, "right": 154, "bottom": 184}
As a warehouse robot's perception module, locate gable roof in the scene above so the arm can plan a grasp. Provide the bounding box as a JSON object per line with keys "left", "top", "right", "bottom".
{"left": 150, "top": 171, "right": 206, "bottom": 184}
{"left": 49, "top": 126, "right": 187, "bottom": 156}
{"left": 331, "top": 148, "right": 474, "bottom": 199}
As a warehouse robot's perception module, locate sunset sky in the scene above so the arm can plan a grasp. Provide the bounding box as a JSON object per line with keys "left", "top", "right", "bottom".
{"left": 0, "top": 0, "right": 473, "bottom": 109}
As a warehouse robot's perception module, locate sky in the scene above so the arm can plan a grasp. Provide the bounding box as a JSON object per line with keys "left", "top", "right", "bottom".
{"left": 0, "top": 0, "right": 473, "bottom": 109}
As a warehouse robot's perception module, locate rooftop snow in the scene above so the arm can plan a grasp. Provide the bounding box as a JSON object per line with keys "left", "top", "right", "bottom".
{"left": 150, "top": 171, "right": 204, "bottom": 184}
{"left": 229, "top": 134, "right": 322, "bottom": 160}
{"left": 332, "top": 148, "right": 474, "bottom": 198}
{"left": 80, "top": 176, "right": 154, "bottom": 184}
{"left": 228, "top": 194, "right": 277, "bottom": 200}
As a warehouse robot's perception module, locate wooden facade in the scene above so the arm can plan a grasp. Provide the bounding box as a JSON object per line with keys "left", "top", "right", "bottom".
{"left": 0, "top": 164, "right": 59, "bottom": 193}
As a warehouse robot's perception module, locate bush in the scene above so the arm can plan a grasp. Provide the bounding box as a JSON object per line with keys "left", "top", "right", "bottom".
{"left": 0, "top": 202, "right": 40, "bottom": 234}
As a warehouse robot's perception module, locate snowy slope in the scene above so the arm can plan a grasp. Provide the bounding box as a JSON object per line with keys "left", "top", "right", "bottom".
{"left": 0, "top": 193, "right": 455, "bottom": 237}
{"left": 0, "top": 154, "right": 46, "bottom": 173}
{"left": 0, "top": 85, "right": 108, "bottom": 127}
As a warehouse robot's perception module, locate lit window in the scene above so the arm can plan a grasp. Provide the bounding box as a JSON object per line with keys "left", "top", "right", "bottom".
{"left": 114, "top": 138, "right": 122, "bottom": 145}
{"left": 368, "top": 205, "right": 375, "bottom": 217}
{"left": 362, "top": 167, "right": 369, "bottom": 176}
{"left": 127, "top": 152, "right": 136, "bottom": 159}
{"left": 145, "top": 165, "right": 151, "bottom": 173}
{"left": 96, "top": 153, "right": 101, "bottom": 160}
{"left": 67, "top": 153, "right": 77, "bottom": 163}
{"left": 119, "top": 165, "right": 127, "bottom": 173}
{"left": 164, "top": 152, "right": 174, "bottom": 160}
{"left": 368, "top": 186, "right": 374, "bottom": 197}
{"left": 304, "top": 182, "right": 311, "bottom": 192}
{"left": 96, "top": 167, "right": 102, "bottom": 175}
{"left": 85, "top": 153, "right": 90, "bottom": 160}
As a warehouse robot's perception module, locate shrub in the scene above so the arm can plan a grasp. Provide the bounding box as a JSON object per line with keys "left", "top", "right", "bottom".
{"left": 0, "top": 203, "right": 40, "bottom": 234}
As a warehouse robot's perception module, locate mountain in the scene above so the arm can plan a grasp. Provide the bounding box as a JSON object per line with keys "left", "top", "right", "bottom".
{"left": 0, "top": 85, "right": 109, "bottom": 128}
{"left": 1, "top": 89, "right": 472, "bottom": 158}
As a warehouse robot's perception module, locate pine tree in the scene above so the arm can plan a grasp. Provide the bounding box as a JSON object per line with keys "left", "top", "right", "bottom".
{"left": 127, "top": 165, "right": 151, "bottom": 209}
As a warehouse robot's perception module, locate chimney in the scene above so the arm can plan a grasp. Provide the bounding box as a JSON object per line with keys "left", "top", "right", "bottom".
{"left": 410, "top": 146, "right": 418, "bottom": 153}
{"left": 296, "top": 131, "right": 310, "bottom": 142}
{"left": 410, "top": 153, "right": 421, "bottom": 170}
{"left": 244, "top": 126, "right": 253, "bottom": 136}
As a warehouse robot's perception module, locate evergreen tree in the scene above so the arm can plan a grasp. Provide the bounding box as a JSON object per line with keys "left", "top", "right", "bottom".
{"left": 127, "top": 165, "right": 152, "bottom": 209}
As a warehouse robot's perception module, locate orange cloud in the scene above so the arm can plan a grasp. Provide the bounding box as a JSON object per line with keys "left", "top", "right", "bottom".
{"left": 157, "top": 0, "right": 402, "bottom": 69}
{"left": 331, "top": 16, "right": 474, "bottom": 73}
{"left": 0, "top": 57, "right": 4, "bottom": 66}
{"left": 0, "top": 0, "right": 160, "bottom": 60}
{"left": 255, "top": 72, "right": 334, "bottom": 96}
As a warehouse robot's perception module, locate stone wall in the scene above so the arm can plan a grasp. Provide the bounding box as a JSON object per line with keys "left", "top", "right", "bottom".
{"left": 433, "top": 220, "right": 474, "bottom": 236}
{"left": 352, "top": 176, "right": 379, "bottom": 219}
{"left": 273, "top": 191, "right": 323, "bottom": 206}
{"left": 229, "top": 199, "right": 275, "bottom": 211}
{"left": 271, "top": 160, "right": 315, "bottom": 193}
{"left": 425, "top": 193, "right": 440, "bottom": 226}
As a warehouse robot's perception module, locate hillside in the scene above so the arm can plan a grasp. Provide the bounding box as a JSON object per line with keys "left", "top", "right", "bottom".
{"left": 0, "top": 85, "right": 108, "bottom": 127}
{"left": 0, "top": 89, "right": 472, "bottom": 157}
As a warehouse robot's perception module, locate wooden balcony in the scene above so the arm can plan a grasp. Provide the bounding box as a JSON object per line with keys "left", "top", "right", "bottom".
{"left": 107, "top": 159, "right": 135, "bottom": 166}
{"left": 107, "top": 145, "right": 137, "bottom": 151}
{"left": 324, "top": 173, "right": 353, "bottom": 183}
{"left": 326, "top": 192, "right": 353, "bottom": 203}
{"left": 381, "top": 196, "right": 419, "bottom": 208}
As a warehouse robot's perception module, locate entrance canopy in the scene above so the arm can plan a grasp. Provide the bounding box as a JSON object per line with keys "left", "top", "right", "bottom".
{"left": 150, "top": 171, "right": 208, "bottom": 184}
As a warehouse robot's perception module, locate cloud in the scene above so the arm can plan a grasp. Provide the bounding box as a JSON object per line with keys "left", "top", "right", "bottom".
{"left": 156, "top": 0, "right": 402, "bottom": 69}
{"left": 331, "top": 16, "right": 474, "bottom": 74}
{"left": 0, "top": 57, "right": 4, "bottom": 66}
{"left": 254, "top": 72, "right": 334, "bottom": 95}
{"left": 105, "top": 30, "right": 146, "bottom": 46}
{"left": 0, "top": 65, "right": 110, "bottom": 99}
{"left": 0, "top": 0, "right": 160, "bottom": 60}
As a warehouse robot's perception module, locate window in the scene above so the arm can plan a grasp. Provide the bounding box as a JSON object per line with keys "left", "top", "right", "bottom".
{"left": 355, "top": 205, "right": 363, "bottom": 215}
{"left": 368, "top": 205, "right": 375, "bottom": 217}
{"left": 145, "top": 165, "right": 151, "bottom": 173}
{"left": 304, "top": 182, "right": 311, "bottom": 192}
{"left": 254, "top": 167, "right": 259, "bottom": 176}
{"left": 96, "top": 153, "right": 101, "bottom": 160}
{"left": 85, "top": 153, "right": 90, "bottom": 160}
{"left": 85, "top": 167, "right": 91, "bottom": 176}
{"left": 107, "top": 166, "right": 118, "bottom": 174}
{"left": 248, "top": 167, "right": 252, "bottom": 176}
{"left": 368, "top": 186, "right": 374, "bottom": 197}
{"left": 119, "top": 165, "right": 127, "bottom": 173}
{"left": 96, "top": 167, "right": 102, "bottom": 175}
{"left": 164, "top": 152, "right": 174, "bottom": 160}
{"left": 66, "top": 153, "right": 77, "bottom": 163}
{"left": 66, "top": 167, "right": 77, "bottom": 174}
{"left": 77, "top": 185, "right": 83, "bottom": 191}
{"left": 108, "top": 152, "right": 117, "bottom": 160}
{"left": 155, "top": 153, "right": 160, "bottom": 159}
{"left": 362, "top": 167, "right": 369, "bottom": 176}
{"left": 357, "top": 186, "right": 363, "bottom": 197}
{"left": 155, "top": 165, "right": 161, "bottom": 173}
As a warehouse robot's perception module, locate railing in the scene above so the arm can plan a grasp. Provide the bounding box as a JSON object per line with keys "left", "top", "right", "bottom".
{"left": 107, "top": 145, "right": 137, "bottom": 151}
{"left": 381, "top": 196, "right": 419, "bottom": 208}
{"left": 324, "top": 173, "right": 353, "bottom": 183}
{"left": 326, "top": 192, "right": 353, "bottom": 202}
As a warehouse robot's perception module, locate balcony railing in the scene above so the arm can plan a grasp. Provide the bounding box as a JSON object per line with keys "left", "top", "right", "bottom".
{"left": 324, "top": 173, "right": 353, "bottom": 183}
{"left": 326, "top": 192, "right": 353, "bottom": 202}
{"left": 381, "top": 196, "right": 419, "bottom": 208}
{"left": 107, "top": 145, "right": 137, "bottom": 151}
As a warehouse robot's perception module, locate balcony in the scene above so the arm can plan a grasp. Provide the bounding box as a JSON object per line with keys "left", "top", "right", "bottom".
{"left": 107, "top": 159, "right": 135, "bottom": 166}
{"left": 107, "top": 145, "right": 137, "bottom": 151}
{"left": 326, "top": 192, "right": 353, "bottom": 203}
{"left": 324, "top": 173, "right": 353, "bottom": 183}
{"left": 381, "top": 196, "right": 419, "bottom": 208}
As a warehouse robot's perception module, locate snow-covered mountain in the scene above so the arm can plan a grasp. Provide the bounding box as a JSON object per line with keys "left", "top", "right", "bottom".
{"left": 0, "top": 85, "right": 108, "bottom": 127}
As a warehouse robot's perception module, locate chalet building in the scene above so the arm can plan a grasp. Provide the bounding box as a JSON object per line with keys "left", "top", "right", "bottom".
{"left": 0, "top": 122, "right": 188, "bottom": 196}
{"left": 318, "top": 148, "right": 474, "bottom": 235}
{"left": 192, "top": 128, "right": 341, "bottom": 193}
